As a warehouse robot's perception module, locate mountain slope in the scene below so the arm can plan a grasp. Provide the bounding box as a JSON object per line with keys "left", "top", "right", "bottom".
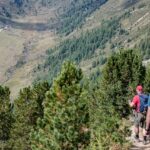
{"left": 34, "top": 0, "right": 150, "bottom": 83}
{"left": 0, "top": 0, "right": 109, "bottom": 97}
{"left": 0, "top": 0, "right": 150, "bottom": 97}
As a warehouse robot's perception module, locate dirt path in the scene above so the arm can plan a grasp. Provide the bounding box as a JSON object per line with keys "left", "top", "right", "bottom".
{"left": 131, "top": 143, "right": 150, "bottom": 150}
{"left": 130, "top": 126, "right": 150, "bottom": 150}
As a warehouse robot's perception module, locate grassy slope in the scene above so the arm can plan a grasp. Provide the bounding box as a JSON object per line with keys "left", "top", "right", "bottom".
{"left": 0, "top": 8, "right": 60, "bottom": 98}
{"left": 71, "top": 0, "right": 150, "bottom": 45}
{"left": 0, "top": 0, "right": 78, "bottom": 98}
{"left": 0, "top": 0, "right": 109, "bottom": 97}
{"left": 4, "top": 30, "right": 59, "bottom": 98}
{"left": 0, "top": 0, "right": 150, "bottom": 98}
{"left": 68, "top": 0, "right": 150, "bottom": 70}
{"left": 0, "top": 29, "right": 25, "bottom": 82}
{"left": 35, "top": 0, "right": 150, "bottom": 82}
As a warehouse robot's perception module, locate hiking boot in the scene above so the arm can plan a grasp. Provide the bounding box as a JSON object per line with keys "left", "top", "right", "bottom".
{"left": 134, "top": 135, "right": 140, "bottom": 142}
{"left": 143, "top": 136, "right": 147, "bottom": 145}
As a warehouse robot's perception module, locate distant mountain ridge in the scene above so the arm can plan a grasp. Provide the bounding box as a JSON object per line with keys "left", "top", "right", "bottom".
{"left": 0, "top": 0, "right": 108, "bottom": 32}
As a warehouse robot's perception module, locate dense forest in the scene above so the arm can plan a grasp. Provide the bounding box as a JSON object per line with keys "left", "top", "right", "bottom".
{"left": 137, "top": 28, "right": 150, "bottom": 60}
{"left": 1, "top": 49, "right": 150, "bottom": 149}
{"left": 57, "top": 0, "right": 108, "bottom": 35}
{"left": 35, "top": 16, "right": 128, "bottom": 83}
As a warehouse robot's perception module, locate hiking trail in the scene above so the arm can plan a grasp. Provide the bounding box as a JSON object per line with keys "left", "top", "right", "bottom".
{"left": 130, "top": 126, "right": 150, "bottom": 150}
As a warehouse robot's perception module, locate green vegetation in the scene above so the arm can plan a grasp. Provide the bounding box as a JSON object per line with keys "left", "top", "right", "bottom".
{"left": 0, "top": 86, "right": 13, "bottom": 149}
{"left": 0, "top": 2, "right": 150, "bottom": 149}
{"left": 138, "top": 3, "right": 146, "bottom": 9}
{"left": 57, "top": 0, "right": 108, "bottom": 35}
{"left": 89, "top": 49, "right": 145, "bottom": 149}
{"left": 144, "top": 66, "right": 150, "bottom": 93}
{"left": 8, "top": 82, "right": 50, "bottom": 150}
{"left": 137, "top": 29, "right": 150, "bottom": 60}
{"left": 36, "top": 18, "right": 127, "bottom": 84}
{"left": 1, "top": 49, "right": 150, "bottom": 149}
{"left": 31, "top": 62, "right": 90, "bottom": 150}
{"left": 14, "top": 0, "right": 24, "bottom": 7}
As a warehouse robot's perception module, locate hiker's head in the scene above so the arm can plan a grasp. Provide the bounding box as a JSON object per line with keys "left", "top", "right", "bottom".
{"left": 136, "top": 85, "right": 143, "bottom": 94}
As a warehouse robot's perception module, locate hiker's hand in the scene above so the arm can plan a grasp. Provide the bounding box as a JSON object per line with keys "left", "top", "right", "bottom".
{"left": 128, "top": 100, "right": 135, "bottom": 108}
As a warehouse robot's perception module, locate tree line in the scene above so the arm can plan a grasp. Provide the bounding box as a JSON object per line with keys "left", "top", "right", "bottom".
{"left": 35, "top": 17, "right": 127, "bottom": 84}
{"left": 137, "top": 27, "right": 150, "bottom": 60}
{"left": 57, "top": 0, "right": 108, "bottom": 35}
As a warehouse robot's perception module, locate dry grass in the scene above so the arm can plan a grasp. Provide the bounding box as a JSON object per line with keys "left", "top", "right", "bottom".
{"left": 0, "top": 14, "right": 59, "bottom": 98}
{"left": 0, "top": 29, "right": 25, "bottom": 82}
{"left": 4, "top": 30, "right": 59, "bottom": 98}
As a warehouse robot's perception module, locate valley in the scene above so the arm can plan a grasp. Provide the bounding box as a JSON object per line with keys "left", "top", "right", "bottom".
{"left": 0, "top": 0, "right": 150, "bottom": 98}
{"left": 0, "top": 1, "right": 150, "bottom": 149}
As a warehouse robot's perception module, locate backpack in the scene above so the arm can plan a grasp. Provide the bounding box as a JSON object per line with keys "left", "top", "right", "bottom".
{"left": 139, "top": 94, "right": 149, "bottom": 113}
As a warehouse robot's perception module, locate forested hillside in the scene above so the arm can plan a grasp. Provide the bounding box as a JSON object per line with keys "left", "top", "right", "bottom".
{"left": 0, "top": 1, "right": 150, "bottom": 148}
{"left": 35, "top": 17, "right": 124, "bottom": 83}
{"left": 1, "top": 50, "right": 150, "bottom": 149}
{"left": 0, "top": 0, "right": 149, "bottom": 95}
{"left": 27, "top": 0, "right": 149, "bottom": 85}
{"left": 57, "top": 0, "right": 108, "bottom": 35}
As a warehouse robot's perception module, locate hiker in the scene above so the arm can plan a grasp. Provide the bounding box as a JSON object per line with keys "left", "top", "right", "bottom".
{"left": 129, "top": 85, "right": 149, "bottom": 144}
{"left": 146, "top": 96, "right": 150, "bottom": 134}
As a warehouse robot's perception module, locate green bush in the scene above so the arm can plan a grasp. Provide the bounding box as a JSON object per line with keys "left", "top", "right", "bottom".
{"left": 58, "top": 0, "right": 108, "bottom": 35}
{"left": 0, "top": 86, "right": 13, "bottom": 149}
{"left": 9, "top": 82, "right": 50, "bottom": 150}
{"left": 31, "top": 61, "right": 90, "bottom": 150}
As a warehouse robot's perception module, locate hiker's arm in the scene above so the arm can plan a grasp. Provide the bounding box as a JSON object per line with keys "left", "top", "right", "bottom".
{"left": 129, "top": 96, "right": 137, "bottom": 108}
{"left": 146, "top": 107, "right": 150, "bottom": 131}
{"left": 129, "top": 101, "right": 135, "bottom": 107}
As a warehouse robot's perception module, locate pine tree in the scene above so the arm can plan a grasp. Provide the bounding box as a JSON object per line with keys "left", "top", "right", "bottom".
{"left": 0, "top": 86, "right": 13, "bottom": 149}
{"left": 101, "top": 49, "right": 145, "bottom": 117}
{"left": 31, "top": 61, "right": 90, "bottom": 150}
{"left": 89, "top": 50, "right": 145, "bottom": 149}
{"left": 9, "top": 82, "right": 50, "bottom": 150}
{"left": 9, "top": 87, "right": 34, "bottom": 150}
{"left": 144, "top": 66, "right": 150, "bottom": 93}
